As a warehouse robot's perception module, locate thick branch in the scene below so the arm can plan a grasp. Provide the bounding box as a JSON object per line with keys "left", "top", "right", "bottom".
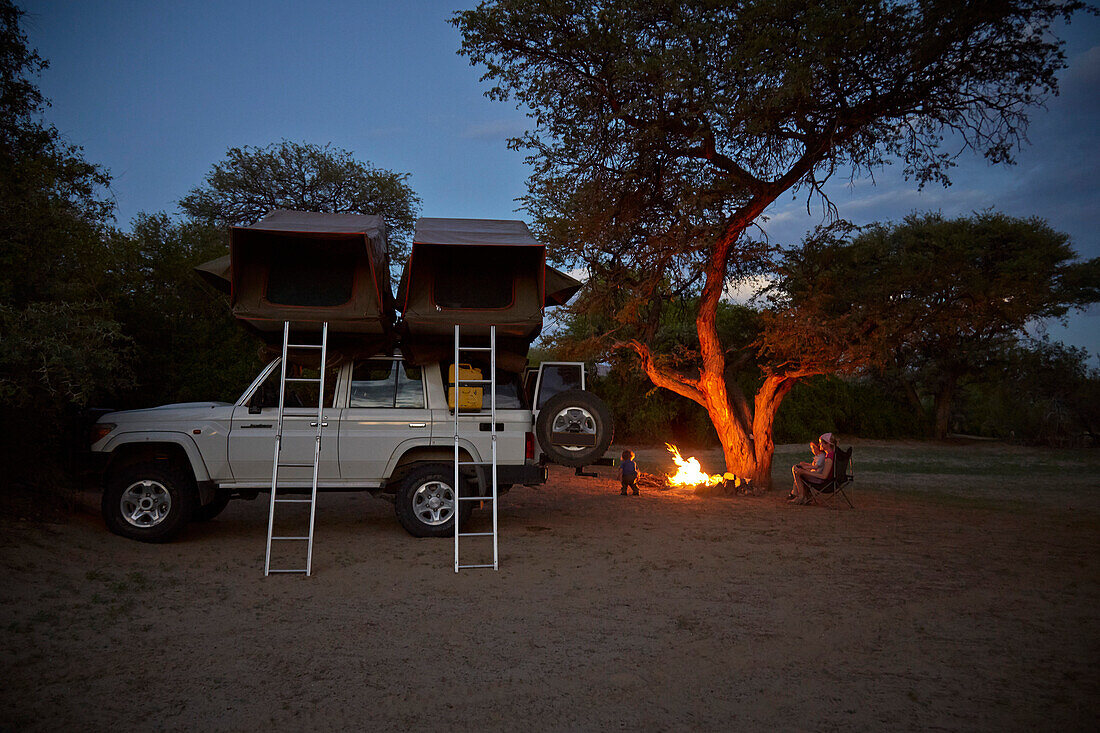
{"left": 721, "top": 376, "right": 755, "bottom": 436}
{"left": 676, "top": 125, "right": 769, "bottom": 193}
{"left": 621, "top": 340, "right": 707, "bottom": 407}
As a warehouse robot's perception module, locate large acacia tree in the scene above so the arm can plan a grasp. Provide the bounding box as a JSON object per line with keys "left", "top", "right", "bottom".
{"left": 455, "top": 0, "right": 1086, "bottom": 484}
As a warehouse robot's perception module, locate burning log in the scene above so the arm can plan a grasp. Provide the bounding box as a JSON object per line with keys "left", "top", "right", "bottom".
{"left": 692, "top": 475, "right": 755, "bottom": 497}
{"left": 662, "top": 443, "right": 756, "bottom": 496}
{"left": 635, "top": 471, "right": 668, "bottom": 490}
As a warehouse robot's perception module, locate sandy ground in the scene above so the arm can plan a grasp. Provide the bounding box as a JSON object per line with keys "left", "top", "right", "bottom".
{"left": 1, "top": 441, "right": 1098, "bottom": 731}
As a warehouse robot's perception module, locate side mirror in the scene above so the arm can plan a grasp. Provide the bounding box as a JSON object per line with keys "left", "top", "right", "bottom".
{"left": 248, "top": 399, "right": 262, "bottom": 415}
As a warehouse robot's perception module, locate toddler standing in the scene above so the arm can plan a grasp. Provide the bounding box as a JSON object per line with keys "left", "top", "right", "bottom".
{"left": 619, "top": 449, "right": 639, "bottom": 496}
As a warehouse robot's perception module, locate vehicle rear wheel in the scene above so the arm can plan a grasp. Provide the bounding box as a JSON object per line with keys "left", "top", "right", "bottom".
{"left": 394, "top": 464, "right": 474, "bottom": 538}
{"left": 193, "top": 488, "right": 231, "bottom": 522}
{"left": 102, "top": 461, "right": 195, "bottom": 543}
{"left": 535, "top": 389, "right": 614, "bottom": 467}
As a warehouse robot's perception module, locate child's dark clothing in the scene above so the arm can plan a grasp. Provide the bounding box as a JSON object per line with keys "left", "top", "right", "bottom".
{"left": 620, "top": 458, "right": 639, "bottom": 495}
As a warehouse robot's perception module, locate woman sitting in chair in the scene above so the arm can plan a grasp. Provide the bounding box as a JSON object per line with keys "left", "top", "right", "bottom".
{"left": 789, "top": 432, "right": 835, "bottom": 505}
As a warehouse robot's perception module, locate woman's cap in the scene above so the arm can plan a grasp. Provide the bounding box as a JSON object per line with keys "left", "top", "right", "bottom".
{"left": 819, "top": 432, "right": 834, "bottom": 444}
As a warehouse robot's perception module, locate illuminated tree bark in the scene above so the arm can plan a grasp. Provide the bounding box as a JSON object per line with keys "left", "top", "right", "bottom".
{"left": 624, "top": 200, "right": 817, "bottom": 486}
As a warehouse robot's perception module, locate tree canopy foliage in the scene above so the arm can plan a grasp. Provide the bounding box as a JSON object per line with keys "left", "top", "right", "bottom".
{"left": 180, "top": 140, "right": 422, "bottom": 265}
{"left": 0, "top": 3, "right": 265, "bottom": 485}
{"left": 455, "top": 0, "right": 1088, "bottom": 482}
{"left": 0, "top": 0, "right": 128, "bottom": 417}
{"left": 960, "top": 339, "right": 1100, "bottom": 444}
{"left": 106, "top": 214, "right": 263, "bottom": 407}
{"left": 771, "top": 212, "right": 1099, "bottom": 437}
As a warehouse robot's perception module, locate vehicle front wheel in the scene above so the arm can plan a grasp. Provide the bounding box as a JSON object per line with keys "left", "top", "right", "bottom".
{"left": 394, "top": 464, "right": 474, "bottom": 538}
{"left": 102, "top": 462, "right": 195, "bottom": 543}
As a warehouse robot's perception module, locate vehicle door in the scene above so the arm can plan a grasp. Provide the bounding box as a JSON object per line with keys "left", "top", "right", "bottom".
{"left": 522, "top": 366, "right": 539, "bottom": 407}
{"left": 338, "top": 357, "right": 432, "bottom": 482}
{"left": 228, "top": 359, "right": 341, "bottom": 484}
{"left": 532, "top": 362, "right": 586, "bottom": 413}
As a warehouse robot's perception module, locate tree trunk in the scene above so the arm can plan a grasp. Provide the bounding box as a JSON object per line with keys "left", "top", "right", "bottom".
{"left": 702, "top": 389, "right": 757, "bottom": 479}
{"left": 932, "top": 379, "right": 956, "bottom": 440}
{"left": 633, "top": 341, "right": 803, "bottom": 490}
{"left": 631, "top": 196, "right": 808, "bottom": 491}
{"left": 695, "top": 217, "right": 762, "bottom": 483}
{"left": 751, "top": 375, "right": 798, "bottom": 486}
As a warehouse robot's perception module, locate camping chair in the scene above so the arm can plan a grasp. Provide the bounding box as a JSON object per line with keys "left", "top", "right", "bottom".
{"left": 808, "top": 446, "right": 854, "bottom": 509}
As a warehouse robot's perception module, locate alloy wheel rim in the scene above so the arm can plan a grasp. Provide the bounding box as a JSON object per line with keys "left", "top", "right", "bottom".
{"left": 551, "top": 406, "right": 597, "bottom": 451}
{"left": 120, "top": 480, "right": 172, "bottom": 528}
{"left": 412, "top": 480, "right": 455, "bottom": 526}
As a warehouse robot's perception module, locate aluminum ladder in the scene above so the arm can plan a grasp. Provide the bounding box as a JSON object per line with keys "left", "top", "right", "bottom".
{"left": 453, "top": 324, "right": 499, "bottom": 572}
{"left": 264, "top": 321, "right": 329, "bottom": 577}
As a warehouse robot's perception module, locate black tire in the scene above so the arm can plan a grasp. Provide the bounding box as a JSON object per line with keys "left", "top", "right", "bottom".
{"left": 394, "top": 464, "right": 474, "bottom": 538}
{"left": 193, "top": 488, "right": 231, "bottom": 522}
{"left": 102, "top": 461, "right": 195, "bottom": 543}
{"left": 535, "top": 389, "right": 614, "bottom": 467}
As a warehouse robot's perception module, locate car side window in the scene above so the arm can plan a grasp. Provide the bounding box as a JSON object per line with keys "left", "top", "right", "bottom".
{"left": 350, "top": 360, "right": 396, "bottom": 407}
{"left": 350, "top": 359, "right": 425, "bottom": 409}
{"left": 252, "top": 361, "right": 339, "bottom": 409}
{"left": 395, "top": 363, "right": 425, "bottom": 408}
{"left": 445, "top": 360, "right": 525, "bottom": 410}
{"left": 536, "top": 364, "right": 583, "bottom": 409}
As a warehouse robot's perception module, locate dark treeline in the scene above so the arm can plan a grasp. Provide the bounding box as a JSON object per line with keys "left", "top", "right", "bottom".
{"left": 541, "top": 303, "right": 1100, "bottom": 449}
{"left": 573, "top": 342, "right": 1100, "bottom": 449}
{"left": 0, "top": 3, "right": 250, "bottom": 488}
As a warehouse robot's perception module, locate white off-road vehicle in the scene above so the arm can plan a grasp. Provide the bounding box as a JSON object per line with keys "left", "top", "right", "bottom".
{"left": 90, "top": 356, "right": 611, "bottom": 542}
{"left": 91, "top": 212, "right": 611, "bottom": 543}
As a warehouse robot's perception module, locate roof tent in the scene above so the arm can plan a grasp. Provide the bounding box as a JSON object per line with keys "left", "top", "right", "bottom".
{"left": 398, "top": 218, "right": 547, "bottom": 341}
{"left": 194, "top": 254, "right": 231, "bottom": 294}
{"left": 228, "top": 210, "right": 394, "bottom": 339}
{"left": 396, "top": 218, "right": 581, "bottom": 372}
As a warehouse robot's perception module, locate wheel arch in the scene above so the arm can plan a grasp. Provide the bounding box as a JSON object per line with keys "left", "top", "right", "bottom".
{"left": 104, "top": 434, "right": 208, "bottom": 486}
{"left": 385, "top": 444, "right": 485, "bottom": 495}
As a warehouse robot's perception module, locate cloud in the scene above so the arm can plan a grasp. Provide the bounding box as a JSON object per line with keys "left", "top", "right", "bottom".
{"left": 723, "top": 274, "right": 774, "bottom": 305}
{"left": 758, "top": 180, "right": 994, "bottom": 248}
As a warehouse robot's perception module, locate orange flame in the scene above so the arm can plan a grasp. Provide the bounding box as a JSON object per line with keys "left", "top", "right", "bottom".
{"left": 665, "top": 443, "right": 727, "bottom": 487}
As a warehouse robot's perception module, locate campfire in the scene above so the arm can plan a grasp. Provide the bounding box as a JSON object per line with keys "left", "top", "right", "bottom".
{"left": 665, "top": 443, "right": 724, "bottom": 487}
{"left": 645, "top": 443, "right": 752, "bottom": 496}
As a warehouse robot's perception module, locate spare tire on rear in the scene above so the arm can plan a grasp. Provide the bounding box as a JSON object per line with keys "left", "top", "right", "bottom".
{"left": 535, "top": 389, "right": 613, "bottom": 467}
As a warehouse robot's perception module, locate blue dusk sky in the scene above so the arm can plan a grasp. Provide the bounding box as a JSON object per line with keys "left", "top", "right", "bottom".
{"left": 17, "top": 1, "right": 1100, "bottom": 357}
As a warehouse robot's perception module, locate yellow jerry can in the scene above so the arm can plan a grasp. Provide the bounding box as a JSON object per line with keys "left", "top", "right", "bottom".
{"left": 447, "top": 363, "right": 483, "bottom": 410}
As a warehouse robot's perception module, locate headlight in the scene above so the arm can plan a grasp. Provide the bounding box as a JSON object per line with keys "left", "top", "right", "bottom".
{"left": 91, "top": 423, "right": 116, "bottom": 445}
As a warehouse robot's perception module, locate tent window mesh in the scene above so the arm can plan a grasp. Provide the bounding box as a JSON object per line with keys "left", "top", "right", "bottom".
{"left": 264, "top": 240, "right": 357, "bottom": 307}
{"left": 433, "top": 248, "right": 514, "bottom": 309}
